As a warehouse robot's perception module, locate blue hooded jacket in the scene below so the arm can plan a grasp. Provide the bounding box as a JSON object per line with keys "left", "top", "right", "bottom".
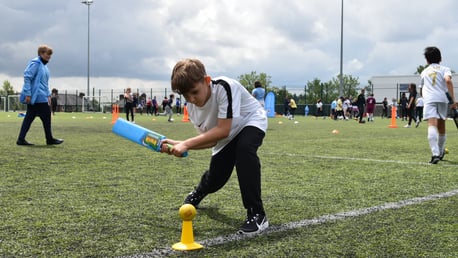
{"left": 21, "top": 57, "right": 51, "bottom": 105}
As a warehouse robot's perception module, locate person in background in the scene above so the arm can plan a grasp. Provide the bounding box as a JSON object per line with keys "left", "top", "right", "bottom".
{"left": 146, "top": 97, "right": 152, "bottom": 116}
{"left": 404, "top": 83, "right": 417, "bottom": 128}
{"left": 316, "top": 99, "right": 323, "bottom": 119}
{"left": 175, "top": 97, "right": 182, "bottom": 115}
{"left": 161, "top": 96, "right": 168, "bottom": 113}
{"left": 283, "top": 97, "right": 290, "bottom": 117}
{"left": 415, "top": 95, "right": 424, "bottom": 127}
{"left": 51, "top": 88, "right": 58, "bottom": 115}
{"left": 136, "top": 95, "right": 145, "bottom": 115}
{"left": 400, "top": 93, "right": 408, "bottom": 121}
{"left": 165, "top": 94, "right": 174, "bottom": 122}
{"left": 124, "top": 87, "right": 135, "bottom": 122}
{"left": 356, "top": 89, "right": 366, "bottom": 123}
{"left": 17, "top": 45, "right": 63, "bottom": 146}
{"left": 343, "top": 96, "right": 351, "bottom": 119}
{"left": 164, "top": 58, "right": 268, "bottom": 235}
{"left": 419, "top": 46, "right": 457, "bottom": 164}
{"left": 252, "top": 81, "right": 266, "bottom": 107}
{"left": 331, "top": 98, "right": 337, "bottom": 120}
{"left": 381, "top": 97, "right": 388, "bottom": 119}
{"left": 366, "top": 93, "right": 376, "bottom": 122}
{"left": 288, "top": 96, "right": 297, "bottom": 120}
{"left": 152, "top": 96, "right": 158, "bottom": 116}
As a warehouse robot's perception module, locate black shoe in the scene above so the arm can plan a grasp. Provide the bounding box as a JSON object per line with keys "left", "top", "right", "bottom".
{"left": 183, "top": 189, "right": 207, "bottom": 207}
{"left": 16, "top": 139, "right": 34, "bottom": 146}
{"left": 429, "top": 156, "right": 440, "bottom": 164}
{"left": 439, "top": 151, "right": 445, "bottom": 161}
{"left": 238, "top": 212, "right": 269, "bottom": 235}
{"left": 47, "top": 138, "right": 64, "bottom": 145}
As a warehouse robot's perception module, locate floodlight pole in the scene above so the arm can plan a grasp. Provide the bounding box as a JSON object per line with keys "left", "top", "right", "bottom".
{"left": 339, "top": 0, "right": 344, "bottom": 97}
{"left": 81, "top": 0, "right": 93, "bottom": 97}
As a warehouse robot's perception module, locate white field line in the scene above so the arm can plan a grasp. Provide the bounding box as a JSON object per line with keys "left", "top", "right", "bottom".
{"left": 264, "top": 152, "right": 458, "bottom": 167}
{"left": 312, "top": 155, "right": 458, "bottom": 167}
{"left": 120, "top": 189, "right": 458, "bottom": 258}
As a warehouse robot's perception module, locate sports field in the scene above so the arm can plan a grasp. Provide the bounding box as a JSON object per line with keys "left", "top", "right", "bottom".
{"left": 1, "top": 112, "right": 457, "bottom": 257}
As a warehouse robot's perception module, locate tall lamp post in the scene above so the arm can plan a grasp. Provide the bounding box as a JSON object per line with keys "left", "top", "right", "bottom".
{"left": 81, "top": 0, "right": 93, "bottom": 97}
{"left": 339, "top": 0, "right": 344, "bottom": 97}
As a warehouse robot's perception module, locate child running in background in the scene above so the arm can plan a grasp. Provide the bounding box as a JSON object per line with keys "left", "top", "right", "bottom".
{"left": 419, "top": 46, "right": 457, "bottom": 164}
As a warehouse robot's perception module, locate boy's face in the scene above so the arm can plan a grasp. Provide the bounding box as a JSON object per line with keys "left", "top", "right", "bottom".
{"left": 183, "top": 77, "right": 211, "bottom": 107}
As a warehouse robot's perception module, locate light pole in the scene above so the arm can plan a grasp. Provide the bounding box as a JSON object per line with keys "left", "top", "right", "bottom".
{"left": 339, "top": 0, "right": 344, "bottom": 97}
{"left": 81, "top": 0, "right": 93, "bottom": 97}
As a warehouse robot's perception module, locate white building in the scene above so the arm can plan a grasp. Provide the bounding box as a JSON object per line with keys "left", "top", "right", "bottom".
{"left": 370, "top": 74, "right": 458, "bottom": 103}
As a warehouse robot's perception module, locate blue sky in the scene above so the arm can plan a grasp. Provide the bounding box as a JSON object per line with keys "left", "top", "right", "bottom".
{"left": 1, "top": 0, "right": 458, "bottom": 94}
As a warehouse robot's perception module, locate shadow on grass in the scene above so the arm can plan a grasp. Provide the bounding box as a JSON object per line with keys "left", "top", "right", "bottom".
{"left": 198, "top": 206, "right": 240, "bottom": 228}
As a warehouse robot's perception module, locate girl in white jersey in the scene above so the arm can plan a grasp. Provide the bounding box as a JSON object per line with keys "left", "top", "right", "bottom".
{"left": 419, "top": 46, "right": 457, "bottom": 164}
{"left": 163, "top": 59, "right": 268, "bottom": 235}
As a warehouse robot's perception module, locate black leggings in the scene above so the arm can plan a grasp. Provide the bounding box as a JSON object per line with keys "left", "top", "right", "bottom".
{"left": 125, "top": 102, "right": 134, "bottom": 121}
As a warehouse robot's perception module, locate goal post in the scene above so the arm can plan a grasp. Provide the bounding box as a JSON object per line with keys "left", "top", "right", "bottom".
{"left": 0, "top": 97, "right": 6, "bottom": 112}
{"left": 7, "top": 95, "right": 27, "bottom": 112}
{"left": 82, "top": 96, "right": 111, "bottom": 113}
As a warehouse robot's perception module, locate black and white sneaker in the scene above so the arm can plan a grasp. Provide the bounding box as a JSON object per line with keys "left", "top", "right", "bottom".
{"left": 429, "top": 156, "right": 440, "bottom": 164}
{"left": 183, "top": 189, "right": 207, "bottom": 207}
{"left": 439, "top": 151, "right": 445, "bottom": 161}
{"left": 238, "top": 213, "right": 269, "bottom": 235}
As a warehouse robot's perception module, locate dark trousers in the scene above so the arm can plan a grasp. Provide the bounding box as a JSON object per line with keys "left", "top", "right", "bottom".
{"left": 416, "top": 106, "right": 424, "bottom": 121}
{"left": 407, "top": 107, "right": 417, "bottom": 125}
{"left": 18, "top": 103, "right": 53, "bottom": 141}
{"left": 196, "top": 126, "right": 266, "bottom": 214}
{"left": 358, "top": 105, "right": 365, "bottom": 121}
{"left": 125, "top": 102, "right": 134, "bottom": 121}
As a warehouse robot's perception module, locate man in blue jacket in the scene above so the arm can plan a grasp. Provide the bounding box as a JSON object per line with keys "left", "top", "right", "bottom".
{"left": 17, "top": 45, "right": 63, "bottom": 146}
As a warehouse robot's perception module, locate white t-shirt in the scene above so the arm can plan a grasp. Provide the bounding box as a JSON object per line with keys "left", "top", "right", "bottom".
{"left": 420, "top": 63, "right": 451, "bottom": 103}
{"left": 416, "top": 97, "right": 424, "bottom": 107}
{"left": 187, "top": 76, "right": 268, "bottom": 155}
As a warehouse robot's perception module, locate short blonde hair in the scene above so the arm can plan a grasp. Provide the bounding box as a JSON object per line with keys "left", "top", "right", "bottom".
{"left": 38, "top": 45, "right": 53, "bottom": 55}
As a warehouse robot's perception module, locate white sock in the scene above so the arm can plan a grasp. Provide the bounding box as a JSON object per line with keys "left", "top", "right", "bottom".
{"left": 438, "top": 134, "right": 446, "bottom": 154}
{"left": 427, "top": 126, "right": 440, "bottom": 156}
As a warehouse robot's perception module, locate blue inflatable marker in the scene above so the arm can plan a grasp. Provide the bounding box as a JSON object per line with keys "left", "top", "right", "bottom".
{"left": 265, "top": 92, "right": 276, "bottom": 118}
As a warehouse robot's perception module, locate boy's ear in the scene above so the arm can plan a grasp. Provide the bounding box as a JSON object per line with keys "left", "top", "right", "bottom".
{"left": 204, "top": 76, "right": 211, "bottom": 84}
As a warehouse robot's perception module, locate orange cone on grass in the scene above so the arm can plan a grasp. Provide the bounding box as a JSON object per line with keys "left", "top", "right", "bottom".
{"left": 111, "top": 104, "right": 119, "bottom": 124}
{"left": 182, "top": 105, "right": 190, "bottom": 122}
{"left": 388, "top": 106, "right": 398, "bottom": 128}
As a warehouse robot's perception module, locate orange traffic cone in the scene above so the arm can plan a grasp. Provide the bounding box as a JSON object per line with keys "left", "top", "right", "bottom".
{"left": 111, "top": 104, "right": 119, "bottom": 124}
{"left": 181, "top": 105, "right": 190, "bottom": 122}
{"left": 388, "top": 106, "right": 398, "bottom": 128}
{"left": 172, "top": 204, "right": 203, "bottom": 251}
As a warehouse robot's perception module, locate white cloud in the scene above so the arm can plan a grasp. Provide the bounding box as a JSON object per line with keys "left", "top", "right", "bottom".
{"left": 1, "top": 0, "right": 458, "bottom": 95}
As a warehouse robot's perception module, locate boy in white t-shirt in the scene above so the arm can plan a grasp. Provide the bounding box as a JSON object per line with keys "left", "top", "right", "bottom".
{"left": 163, "top": 58, "right": 268, "bottom": 235}
{"left": 419, "top": 46, "right": 457, "bottom": 164}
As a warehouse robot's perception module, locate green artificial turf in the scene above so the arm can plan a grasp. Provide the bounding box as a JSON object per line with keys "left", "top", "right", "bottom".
{"left": 0, "top": 112, "right": 457, "bottom": 257}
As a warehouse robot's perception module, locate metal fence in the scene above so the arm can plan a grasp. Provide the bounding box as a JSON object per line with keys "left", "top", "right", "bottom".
{"left": 2, "top": 87, "right": 175, "bottom": 113}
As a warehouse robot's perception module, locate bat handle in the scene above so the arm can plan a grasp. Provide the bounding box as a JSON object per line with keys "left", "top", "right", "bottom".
{"left": 165, "top": 143, "right": 188, "bottom": 157}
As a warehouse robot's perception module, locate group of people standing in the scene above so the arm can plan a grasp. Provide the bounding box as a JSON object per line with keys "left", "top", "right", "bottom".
{"left": 123, "top": 89, "right": 179, "bottom": 123}
{"left": 319, "top": 87, "right": 426, "bottom": 127}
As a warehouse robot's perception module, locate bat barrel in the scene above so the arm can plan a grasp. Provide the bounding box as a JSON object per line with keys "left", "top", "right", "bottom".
{"left": 112, "top": 118, "right": 165, "bottom": 152}
{"left": 112, "top": 118, "right": 188, "bottom": 156}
